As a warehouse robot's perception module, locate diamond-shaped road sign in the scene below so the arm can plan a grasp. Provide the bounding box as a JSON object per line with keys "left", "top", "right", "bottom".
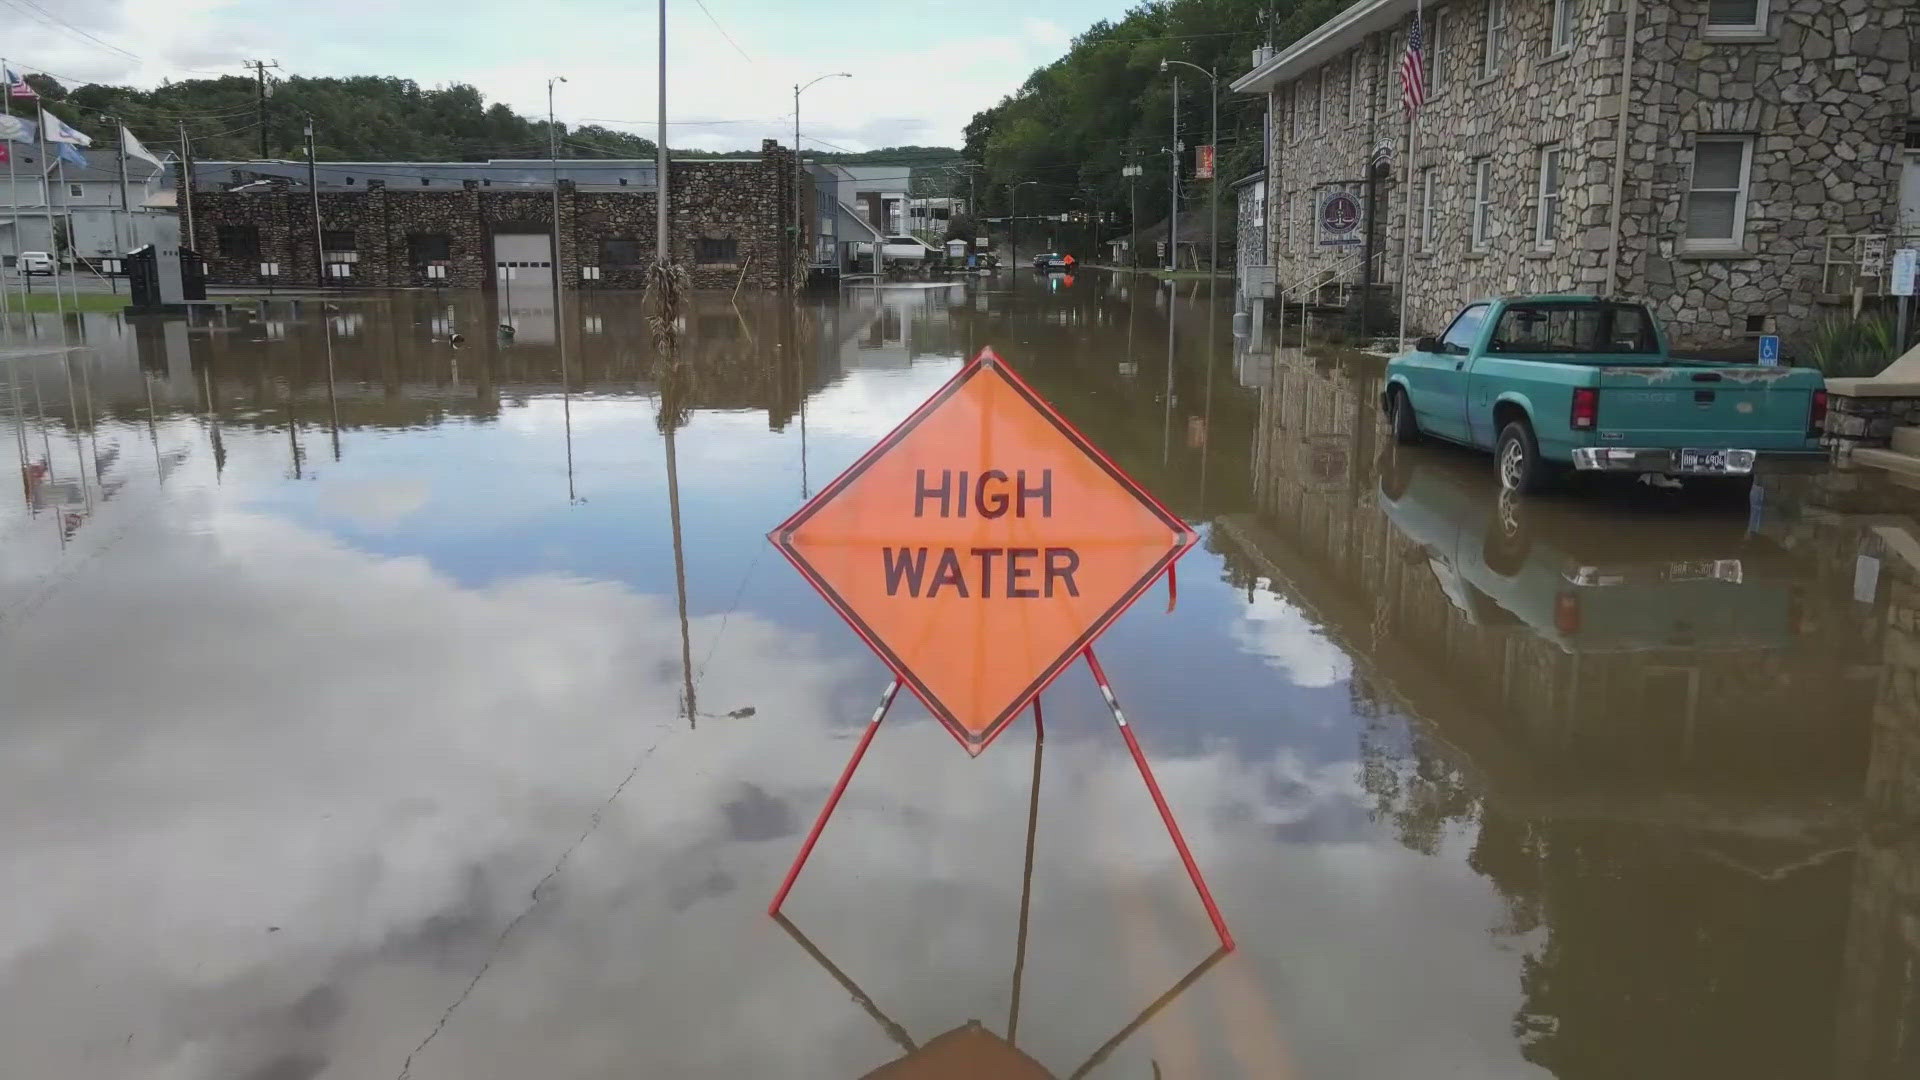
{"left": 771, "top": 348, "right": 1196, "bottom": 754}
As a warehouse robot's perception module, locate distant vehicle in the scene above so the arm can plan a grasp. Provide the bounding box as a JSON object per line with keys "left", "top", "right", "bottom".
{"left": 17, "top": 251, "right": 53, "bottom": 275}
{"left": 880, "top": 235, "right": 937, "bottom": 262}
{"left": 1383, "top": 295, "right": 1826, "bottom": 493}
{"left": 1032, "top": 252, "right": 1069, "bottom": 271}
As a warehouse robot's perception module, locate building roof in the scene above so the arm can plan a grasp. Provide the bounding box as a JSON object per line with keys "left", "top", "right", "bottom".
{"left": 1231, "top": 169, "right": 1267, "bottom": 190}
{"left": 1231, "top": 0, "right": 1418, "bottom": 95}
{"left": 177, "top": 155, "right": 766, "bottom": 194}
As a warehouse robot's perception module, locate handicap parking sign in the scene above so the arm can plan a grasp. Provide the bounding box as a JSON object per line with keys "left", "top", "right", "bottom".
{"left": 1757, "top": 334, "right": 1781, "bottom": 366}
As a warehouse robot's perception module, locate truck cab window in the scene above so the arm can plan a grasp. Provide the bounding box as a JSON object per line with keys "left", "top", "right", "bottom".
{"left": 1440, "top": 304, "right": 1488, "bottom": 353}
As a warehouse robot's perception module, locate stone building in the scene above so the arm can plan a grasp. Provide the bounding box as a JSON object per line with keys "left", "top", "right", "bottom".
{"left": 1232, "top": 0, "right": 1918, "bottom": 351}
{"left": 176, "top": 140, "right": 807, "bottom": 291}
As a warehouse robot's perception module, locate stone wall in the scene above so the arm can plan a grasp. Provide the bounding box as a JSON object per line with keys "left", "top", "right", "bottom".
{"left": 181, "top": 140, "right": 805, "bottom": 291}
{"left": 1822, "top": 391, "right": 1920, "bottom": 452}
{"left": 1262, "top": 0, "right": 1912, "bottom": 351}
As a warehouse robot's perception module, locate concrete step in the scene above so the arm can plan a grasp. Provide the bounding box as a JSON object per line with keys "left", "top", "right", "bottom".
{"left": 1891, "top": 426, "right": 1920, "bottom": 455}
{"left": 1850, "top": 445, "right": 1920, "bottom": 479}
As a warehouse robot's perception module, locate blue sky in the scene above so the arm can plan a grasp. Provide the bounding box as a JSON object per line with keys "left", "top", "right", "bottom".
{"left": 17, "top": 0, "right": 1143, "bottom": 152}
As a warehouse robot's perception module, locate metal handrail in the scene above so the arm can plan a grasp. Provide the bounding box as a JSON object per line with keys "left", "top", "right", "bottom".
{"left": 1821, "top": 231, "right": 1920, "bottom": 295}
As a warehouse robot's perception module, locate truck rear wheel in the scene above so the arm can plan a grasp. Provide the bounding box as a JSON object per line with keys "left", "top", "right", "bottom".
{"left": 1496, "top": 421, "right": 1549, "bottom": 494}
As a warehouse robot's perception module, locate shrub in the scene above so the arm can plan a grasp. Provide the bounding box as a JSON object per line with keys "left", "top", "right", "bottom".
{"left": 1804, "top": 314, "right": 1901, "bottom": 378}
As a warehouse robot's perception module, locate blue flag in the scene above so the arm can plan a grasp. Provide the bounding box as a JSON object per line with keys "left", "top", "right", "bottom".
{"left": 54, "top": 141, "right": 86, "bottom": 168}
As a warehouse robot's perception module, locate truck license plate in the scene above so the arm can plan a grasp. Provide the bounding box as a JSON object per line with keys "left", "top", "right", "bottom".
{"left": 1680, "top": 449, "right": 1730, "bottom": 472}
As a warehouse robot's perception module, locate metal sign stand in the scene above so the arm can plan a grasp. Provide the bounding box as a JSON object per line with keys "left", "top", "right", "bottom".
{"left": 771, "top": 700, "right": 1232, "bottom": 1074}
{"left": 767, "top": 648, "right": 1235, "bottom": 953}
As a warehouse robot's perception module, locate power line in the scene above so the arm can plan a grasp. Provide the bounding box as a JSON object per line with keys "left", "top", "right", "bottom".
{"left": 689, "top": 0, "right": 754, "bottom": 64}
{"left": 3, "top": 0, "right": 141, "bottom": 64}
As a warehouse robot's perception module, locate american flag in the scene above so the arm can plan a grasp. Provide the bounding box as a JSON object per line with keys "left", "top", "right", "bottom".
{"left": 5, "top": 68, "right": 35, "bottom": 99}
{"left": 1398, "top": 8, "right": 1427, "bottom": 115}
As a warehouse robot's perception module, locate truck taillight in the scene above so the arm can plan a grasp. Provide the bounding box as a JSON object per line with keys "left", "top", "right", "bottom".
{"left": 1809, "top": 389, "right": 1828, "bottom": 437}
{"left": 1571, "top": 387, "right": 1598, "bottom": 431}
{"left": 1555, "top": 592, "right": 1581, "bottom": 635}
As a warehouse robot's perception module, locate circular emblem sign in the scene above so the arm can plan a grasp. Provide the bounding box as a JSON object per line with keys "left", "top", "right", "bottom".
{"left": 1321, "top": 192, "right": 1361, "bottom": 237}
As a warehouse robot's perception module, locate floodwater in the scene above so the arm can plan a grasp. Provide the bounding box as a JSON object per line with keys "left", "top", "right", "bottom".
{"left": 2, "top": 274, "right": 1916, "bottom": 1079}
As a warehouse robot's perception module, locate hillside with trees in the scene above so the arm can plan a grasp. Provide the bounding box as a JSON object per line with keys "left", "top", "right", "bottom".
{"left": 961, "top": 0, "right": 1347, "bottom": 243}
{"left": 20, "top": 72, "right": 956, "bottom": 168}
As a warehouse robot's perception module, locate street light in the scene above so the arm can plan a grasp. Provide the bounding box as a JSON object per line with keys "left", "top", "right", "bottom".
{"left": 795, "top": 72, "right": 851, "bottom": 283}
{"left": 1122, "top": 163, "right": 1143, "bottom": 268}
{"left": 1010, "top": 180, "right": 1038, "bottom": 268}
{"left": 548, "top": 75, "right": 567, "bottom": 297}
{"left": 1162, "top": 58, "right": 1219, "bottom": 280}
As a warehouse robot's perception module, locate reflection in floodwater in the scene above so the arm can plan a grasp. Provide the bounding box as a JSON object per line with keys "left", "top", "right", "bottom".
{"left": 0, "top": 280, "right": 1915, "bottom": 1078}
{"left": 1222, "top": 341, "right": 1920, "bottom": 1078}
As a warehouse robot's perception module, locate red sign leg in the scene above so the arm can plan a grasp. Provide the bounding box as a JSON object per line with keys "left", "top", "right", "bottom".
{"left": 768, "top": 679, "right": 901, "bottom": 917}
{"left": 1082, "top": 649, "right": 1235, "bottom": 952}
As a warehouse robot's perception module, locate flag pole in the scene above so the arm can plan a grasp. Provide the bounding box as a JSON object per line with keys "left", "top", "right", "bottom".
{"left": 0, "top": 60, "right": 17, "bottom": 339}
{"left": 37, "top": 109, "right": 64, "bottom": 332}
{"left": 1396, "top": 1, "right": 1422, "bottom": 351}
{"left": 117, "top": 120, "right": 132, "bottom": 270}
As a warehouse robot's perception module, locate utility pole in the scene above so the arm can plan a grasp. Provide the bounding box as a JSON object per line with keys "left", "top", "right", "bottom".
{"left": 305, "top": 115, "right": 322, "bottom": 287}
{"left": 1169, "top": 74, "right": 1180, "bottom": 272}
{"left": 1123, "top": 162, "right": 1142, "bottom": 268}
{"left": 1010, "top": 180, "right": 1037, "bottom": 269}
{"left": 1164, "top": 59, "right": 1219, "bottom": 278}
{"left": 178, "top": 120, "right": 195, "bottom": 249}
{"left": 246, "top": 59, "right": 279, "bottom": 159}
{"left": 795, "top": 73, "right": 851, "bottom": 287}
{"left": 655, "top": 0, "right": 668, "bottom": 266}
{"left": 548, "top": 75, "right": 567, "bottom": 298}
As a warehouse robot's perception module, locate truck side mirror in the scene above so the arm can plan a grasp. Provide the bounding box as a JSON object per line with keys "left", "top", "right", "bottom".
{"left": 1414, "top": 336, "right": 1440, "bottom": 354}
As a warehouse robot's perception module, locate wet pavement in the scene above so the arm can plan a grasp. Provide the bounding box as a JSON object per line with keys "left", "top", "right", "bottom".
{"left": 2, "top": 274, "right": 1918, "bottom": 1078}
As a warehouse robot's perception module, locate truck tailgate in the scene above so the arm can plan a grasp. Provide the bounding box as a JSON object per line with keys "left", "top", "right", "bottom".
{"left": 1594, "top": 366, "right": 1817, "bottom": 449}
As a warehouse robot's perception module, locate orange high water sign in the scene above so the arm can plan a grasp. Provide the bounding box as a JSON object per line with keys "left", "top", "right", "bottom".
{"left": 771, "top": 349, "right": 1195, "bottom": 754}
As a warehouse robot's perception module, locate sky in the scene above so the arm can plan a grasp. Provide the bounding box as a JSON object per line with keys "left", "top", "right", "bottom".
{"left": 7, "top": 0, "right": 1142, "bottom": 153}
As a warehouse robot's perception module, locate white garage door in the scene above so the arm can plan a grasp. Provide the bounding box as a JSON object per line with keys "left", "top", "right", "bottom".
{"left": 494, "top": 233, "right": 553, "bottom": 290}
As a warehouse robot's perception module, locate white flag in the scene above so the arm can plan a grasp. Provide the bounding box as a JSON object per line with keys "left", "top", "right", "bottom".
{"left": 121, "top": 125, "right": 162, "bottom": 171}
{"left": 39, "top": 109, "right": 92, "bottom": 147}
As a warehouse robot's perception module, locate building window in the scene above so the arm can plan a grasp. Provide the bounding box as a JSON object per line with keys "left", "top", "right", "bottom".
{"left": 1427, "top": 11, "right": 1446, "bottom": 97}
{"left": 68, "top": 183, "right": 82, "bottom": 198}
{"left": 1535, "top": 145, "right": 1563, "bottom": 249}
{"left": 1685, "top": 137, "right": 1752, "bottom": 248}
{"left": 1483, "top": 0, "right": 1507, "bottom": 78}
{"left": 1419, "top": 168, "right": 1436, "bottom": 253}
{"left": 322, "top": 229, "right": 355, "bottom": 252}
{"left": 407, "top": 233, "right": 450, "bottom": 266}
{"left": 1470, "top": 158, "right": 1493, "bottom": 251}
{"left": 1551, "top": 0, "right": 1577, "bottom": 53}
{"left": 600, "top": 238, "right": 644, "bottom": 267}
{"left": 1706, "top": 0, "right": 1768, "bottom": 35}
{"left": 1349, "top": 50, "right": 1364, "bottom": 118}
{"left": 695, "top": 237, "right": 738, "bottom": 264}
{"left": 218, "top": 225, "right": 259, "bottom": 260}
{"left": 1253, "top": 180, "right": 1266, "bottom": 228}
{"left": 1314, "top": 71, "right": 1325, "bottom": 131}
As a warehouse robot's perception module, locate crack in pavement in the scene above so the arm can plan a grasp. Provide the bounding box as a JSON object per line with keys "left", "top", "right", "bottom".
{"left": 396, "top": 738, "right": 662, "bottom": 1079}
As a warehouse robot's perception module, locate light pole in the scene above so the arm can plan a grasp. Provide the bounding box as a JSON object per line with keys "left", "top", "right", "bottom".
{"left": 795, "top": 72, "right": 851, "bottom": 283}
{"left": 1123, "top": 163, "right": 1142, "bottom": 268}
{"left": 1166, "top": 74, "right": 1179, "bottom": 271}
{"left": 656, "top": 0, "right": 668, "bottom": 265}
{"left": 1010, "top": 180, "right": 1038, "bottom": 268}
{"left": 548, "top": 75, "right": 567, "bottom": 297}
{"left": 1163, "top": 59, "right": 1218, "bottom": 279}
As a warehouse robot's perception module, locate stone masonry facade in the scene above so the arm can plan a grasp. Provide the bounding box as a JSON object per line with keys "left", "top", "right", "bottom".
{"left": 181, "top": 140, "right": 806, "bottom": 291}
{"left": 1250, "top": 0, "right": 1914, "bottom": 351}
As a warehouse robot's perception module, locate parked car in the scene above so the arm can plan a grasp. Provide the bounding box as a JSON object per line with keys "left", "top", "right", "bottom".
{"left": 1382, "top": 295, "right": 1826, "bottom": 493}
{"left": 879, "top": 235, "right": 937, "bottom": 262}
{"left": 17, "top": 251, "right": 53, "bottom": 275}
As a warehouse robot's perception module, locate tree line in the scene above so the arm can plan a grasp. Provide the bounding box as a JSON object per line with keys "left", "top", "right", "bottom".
{"left": 18, "top": 72, "right": 958, "bottom": 169}
{"left": 959, "top": 0, "right": 1346, "bottom": 242}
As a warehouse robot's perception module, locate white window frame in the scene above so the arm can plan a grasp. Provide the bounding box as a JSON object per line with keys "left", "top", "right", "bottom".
{"left": 1683, "top": 136, "right": 1754, "bottom": 252}
{"left": 1350, "top": 49, "right": 1364, "bottom": 118}
{"left": 68, "top": 183, "right": 83, "bottom": 198}
{"left": 1253, "top": 180, "right": 1266, "bottom": 229}
{"left": 1427, "top": 11, "right": 1446, "bottom": 98}
{"left": 1483, "top": 0, "right": 1507, "bottom": 79}
{"left": 1314, "top": 70, "right": 1325, "bottom": 132}
{"left": 1704, "top": 0, "right": 1769, "bottom": 38}
{"left": 1534, "top": 145, "right": 1563, "bottom": 250}
{"left": 1551, "top": 0, "right": 1577, "bottom": 54}
{"left": 1470, "top": 158, "right": 1493, "bottom": 252}
{"left": 1419, "top": 168, "right": 1437, "bottom": 253}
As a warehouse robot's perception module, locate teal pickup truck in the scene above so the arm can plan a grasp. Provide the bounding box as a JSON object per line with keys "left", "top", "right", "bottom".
{"left": 1383, "top": 295, "right": 1826, "bottom": 493}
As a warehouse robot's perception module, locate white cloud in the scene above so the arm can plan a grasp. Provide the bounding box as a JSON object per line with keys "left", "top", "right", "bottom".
{"left": 1231, "top": 582, "right": 1354, "bottom": 689}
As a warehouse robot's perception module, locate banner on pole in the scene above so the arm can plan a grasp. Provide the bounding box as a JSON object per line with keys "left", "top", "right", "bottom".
{"left": 770, "top": 349, "right": 1196, "bottom": 754}
{"left": 1194, "top": 144, "right": 1215, "bottom": 180}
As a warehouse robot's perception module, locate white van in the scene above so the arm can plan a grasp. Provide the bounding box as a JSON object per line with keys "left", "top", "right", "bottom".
{"left": 17, "top": 251, "right": 53, "bottom": 275}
